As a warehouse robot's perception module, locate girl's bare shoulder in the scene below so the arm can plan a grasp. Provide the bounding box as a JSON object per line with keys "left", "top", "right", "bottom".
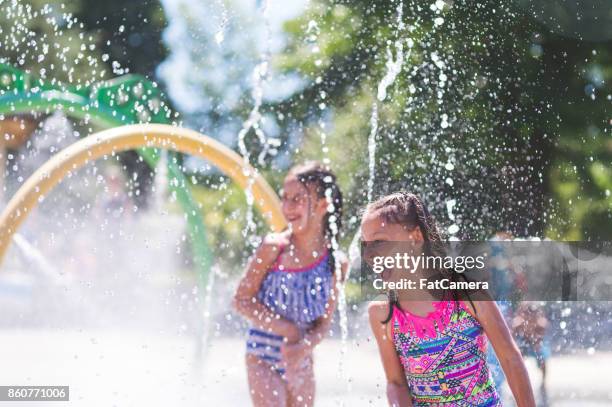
{"left": 368, "top": 301, "right": 390, "bottom": 324}
{"left": 258, "top": 231, "right": 290, "bottom": 255}
{"left": 262, "top": 230, "right": 291, "bottom": 247}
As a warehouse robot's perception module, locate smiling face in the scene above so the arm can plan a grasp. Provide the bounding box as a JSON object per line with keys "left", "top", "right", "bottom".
{"left": 281, "top": 176, "right": 327, "bottom": 236}
{"left": 361, "top": 208, "right": 425, "bottom": 280}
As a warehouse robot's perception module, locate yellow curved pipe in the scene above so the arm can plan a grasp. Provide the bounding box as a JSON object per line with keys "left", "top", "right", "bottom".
{"left": 0, "top": 123, "right": 287, "bottom": 264}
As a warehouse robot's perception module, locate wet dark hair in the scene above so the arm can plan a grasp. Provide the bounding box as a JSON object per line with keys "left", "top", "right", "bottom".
{"left": 288, "top": 161, "right": 343, "bottom": 274}
{"left": 365, "top": 191, "right": 474, "bottom": 323}
{"left": 366, "top": 191, "right": 446, "bottom": 260}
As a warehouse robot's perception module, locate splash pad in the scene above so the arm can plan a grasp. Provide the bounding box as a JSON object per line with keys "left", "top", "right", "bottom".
{"left": 0, "top": 123, "right": 286, "bottom": 263}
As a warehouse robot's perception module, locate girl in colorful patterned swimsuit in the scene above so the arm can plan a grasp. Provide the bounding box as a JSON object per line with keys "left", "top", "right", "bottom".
{"left": 364, "top": 192, "right": 536, "bottom": 407}
{"left": 233, "top": 162, "right": 347, "bottom": 407}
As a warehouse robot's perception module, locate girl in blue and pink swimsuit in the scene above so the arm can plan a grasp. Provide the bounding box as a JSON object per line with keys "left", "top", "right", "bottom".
{"left": 364, "top": 192, "right": 536, "bottom": 406}
{"left": 245, "top": 247, "right": 334, "bottom": 376}
{"left": 234, "top": 162, "right": 345, "bottom": 407}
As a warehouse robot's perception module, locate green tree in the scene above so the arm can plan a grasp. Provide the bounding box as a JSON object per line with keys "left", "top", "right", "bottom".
{"left": 0, "top": 0, "right": 106, "bottom": 85}
{"left": 0, "top": 0, "right": 169, "bottom": 208}
{"left": 274, "top": 0, "right": 611, "bottom": 240}
{"left": 75, "top": 0, "right": 167, "bottom": 79}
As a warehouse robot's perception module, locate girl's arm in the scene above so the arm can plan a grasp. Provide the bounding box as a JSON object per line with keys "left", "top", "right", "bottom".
{"left": 232, "top": 232, "right": 301, "bottom": 342}
{"left": 368, "top": 302, "right": 413, "bottom": 407}
{"left": 280, "top": 259, "right": 347, "bottom": 367}
{"left": 473, "top": 301, "right": 536, "bottom": 407}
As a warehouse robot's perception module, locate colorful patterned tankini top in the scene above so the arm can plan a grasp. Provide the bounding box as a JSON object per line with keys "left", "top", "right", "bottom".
{"left": 391, "top": 300, "right": 502, "bottom": 406}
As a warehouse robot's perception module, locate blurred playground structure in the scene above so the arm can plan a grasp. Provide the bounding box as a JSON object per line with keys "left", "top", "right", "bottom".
{"left": 0, "top": 61, "right": 285, "bottom": 287}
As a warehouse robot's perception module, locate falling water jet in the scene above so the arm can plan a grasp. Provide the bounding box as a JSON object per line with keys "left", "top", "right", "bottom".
{"left": 152, "top": 150, "right": 214, "bottom": 366}
{"left": 366, "top": 1, "right": 406, "bottom": 203}
{"left": 199, "top": 264, "right": 216, "bottom": 353}
{"left": 213, "top": 0, "right": 229, "bottom": 45}
{"left": 366, "top": 103, "right": 379, "bottom": 203}
{"left": 152, "top": 150, "right": 169, "bottom": 213}
{"left": 304, "top": 14, "right": 352, "bottom": 395}
{"left": 237, "top": 0, "right": 274, "bottom": 246}
{"left": 323, "top": 184, "right": 350, "bottom": 397}
{"left": 192, "top": 263, "right": 218, "bottom": 391}
{"left": 446, "top": 198, "right": 459, "bottom": 237}
{"left": 13, "top": 233, "right": 60, "bottom": 278}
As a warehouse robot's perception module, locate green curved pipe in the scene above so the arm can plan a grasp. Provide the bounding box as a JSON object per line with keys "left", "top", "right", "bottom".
{"left": 0, "top": 63, "right": 212, "bottom": 288}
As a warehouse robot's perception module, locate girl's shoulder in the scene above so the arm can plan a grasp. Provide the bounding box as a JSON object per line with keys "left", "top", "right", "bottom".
{"left": 368, "top": 301, "right": 391, "bottom": 324}
{"left": 252, "top": 232, "right": 290, "bottom": 268}
{"left": 468, "top": 300, "right": 501, "bottom": 322}
{"left": 262, "top": 231, "right": 291, "bottom": 248}
{"left": 368, "top": 301, "right": 395, "bottom": 340}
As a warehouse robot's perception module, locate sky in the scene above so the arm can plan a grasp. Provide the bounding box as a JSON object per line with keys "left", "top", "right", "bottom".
{"left": 157, "top": 0, "right": 308, "bottom": 117}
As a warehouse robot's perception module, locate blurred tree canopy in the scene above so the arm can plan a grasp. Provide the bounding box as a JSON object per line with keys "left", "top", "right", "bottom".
{"left": 74, "top": 0, "right": 167, "bottom": 79}
{"left": 0, "top": 0, "right": 167, "bottom": 207}
{"left": 0, "top": 0, "right": 105, "bottom": 85}
{"left": 1, "top": 0, "right": 610, "bottom": 244}
{"left": 273, "top": 0, "right": 611, "bottom": 240}
{"left": 0, "top": 0, "right": 166, "bottom": 82}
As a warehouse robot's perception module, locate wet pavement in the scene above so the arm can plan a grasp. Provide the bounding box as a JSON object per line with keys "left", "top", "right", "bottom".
{"left": 0, "top": 330, "right": 610, "bottom": 406}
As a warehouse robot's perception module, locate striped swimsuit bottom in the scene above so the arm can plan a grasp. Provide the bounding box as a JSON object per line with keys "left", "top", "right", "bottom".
{"left": 246, "top": 251, "right": 333, "bottom": 375}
